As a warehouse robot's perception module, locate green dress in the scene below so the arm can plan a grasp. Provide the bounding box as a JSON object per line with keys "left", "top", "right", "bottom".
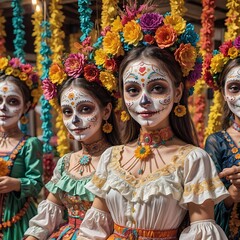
{"left": 0, "top": 136, "right": 43, "bottom": 240}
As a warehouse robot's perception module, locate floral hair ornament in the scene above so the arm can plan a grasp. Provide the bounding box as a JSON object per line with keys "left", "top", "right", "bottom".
{"left": 204, "top": 35, "right": 240, "bottom": 90}
{"left": 0, "top": 56, "right": 41, "bottom": 108}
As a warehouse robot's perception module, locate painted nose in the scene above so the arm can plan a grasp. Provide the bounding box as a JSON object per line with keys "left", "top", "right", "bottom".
{"left": 0, "top": 103, "right": 7, "bottom": 111}
{"left": 72, "top": 115, "right": 81, "bottom": 124}
{"left": 140, "top": 94, "right": 151, "bottom": 107}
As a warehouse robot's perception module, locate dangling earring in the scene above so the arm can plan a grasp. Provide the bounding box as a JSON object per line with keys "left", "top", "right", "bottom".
{"left": 20, "top": 114, "right": 29, "bottom": 124}
{"left": 174, "top": 103, "right": 186, "bottom": 117}
{"left": 120, "top": 110, "right": 130, "bottom": 122}
{"left": 102, "top": 120, "right": 113, "bottom": 133}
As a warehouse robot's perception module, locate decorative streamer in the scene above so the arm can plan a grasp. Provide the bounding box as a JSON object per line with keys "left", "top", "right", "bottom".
{"left": 78, "top": 0, "right": 94, "bottom": 42}
{"left": 170, "top": 0, "right": 186, "bottom": 17}
{"left": 101, "top": 0, "right": 119, "bottom": 28}
{"left": 49, "top": 0, "right": 70, "bottom": 157}
{"left": 0, "top": 10, "right": 6, "bottom": 56}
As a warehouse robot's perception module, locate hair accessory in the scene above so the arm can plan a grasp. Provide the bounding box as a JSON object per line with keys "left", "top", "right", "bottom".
{"left": 102, "top": 120, "right": 113, "bottom": 133}
{"left": 0, "top": 56, "right": 41, "bottom": 109}
{"left": 204, "top": 35, "right": 240, "bottom": 90}
{"left": 174, "top": 103, "right": 187, "bottom": 117}
{"left": 91, "top": 3, "right": 202, "bottom": 92}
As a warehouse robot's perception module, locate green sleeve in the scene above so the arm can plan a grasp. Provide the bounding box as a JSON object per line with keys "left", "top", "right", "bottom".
{"left": 15, "top": 137, "right": 44, "bottom": 199}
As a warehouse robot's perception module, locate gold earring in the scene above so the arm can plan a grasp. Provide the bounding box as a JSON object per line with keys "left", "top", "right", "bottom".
{"left": 174, "top": 103, "right": 186, "bottom": 117}
{"left": 120, "top": 110, "right": 130, "bottom": 122}
{"left": 102, "top": 120, "right": 113, "bottom": 133}
{"left": 20, "top": 114, "right": 29, "bottom": 124}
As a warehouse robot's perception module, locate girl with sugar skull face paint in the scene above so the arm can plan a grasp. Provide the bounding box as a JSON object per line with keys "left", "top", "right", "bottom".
{"left": 0, "top": 57, "right": 43, "bottom": 240}
{"left": 205, "top": 48, "right": 240, "bottom": 238}
{"left": 24, "top": 58, "right": 121, "bottom": 240}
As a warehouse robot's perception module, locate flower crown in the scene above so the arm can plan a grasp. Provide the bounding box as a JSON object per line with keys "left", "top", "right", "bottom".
{"left": 42, "top": 37, "right": 119, "bottom": 102}
{"left": 0, "top": 56, "right": 41, "bottom": 108}
{"left": 204, "top": 35, "right": 240, "bottom": 90}
{"left": 90, "top": 7, "right": 202, "bottom": 93}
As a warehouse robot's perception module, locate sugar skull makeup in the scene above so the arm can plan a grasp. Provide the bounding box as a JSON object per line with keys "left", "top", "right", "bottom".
{"left": 60, "top": 87, "right": 104, "bottom": 143}
{"left": 224, "top": 66, "right": 240, "bottom": 118}
{"left": 0, "top": 81, "right": 25, "bottom": 128}
{"left": 123, "top": 60, "right": 176, "bottom": 130}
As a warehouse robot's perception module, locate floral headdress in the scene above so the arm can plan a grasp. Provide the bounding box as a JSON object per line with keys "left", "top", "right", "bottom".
{"left": 42, "top": 37, "right": 119, "bottom": 103}
{"left": 204, "top": 35, "right": 240, "bottom": 90}
{"left": 90, "top": 4, "right": 202, "bottom": 96}
{"left": 0, "top": 56, "right": 41, "bottom": 108}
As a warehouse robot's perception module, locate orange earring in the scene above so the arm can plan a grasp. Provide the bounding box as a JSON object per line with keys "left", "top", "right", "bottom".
{"left": 174, "top": 103, "right": 186, "bottom": 117}
{"left": 102, "top": 120, "right": 113, "bottom": 133}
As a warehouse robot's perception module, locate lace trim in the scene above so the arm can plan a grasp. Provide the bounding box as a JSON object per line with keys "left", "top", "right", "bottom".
{"left": 91, "top": 174, "right": 107, "bottom": 189}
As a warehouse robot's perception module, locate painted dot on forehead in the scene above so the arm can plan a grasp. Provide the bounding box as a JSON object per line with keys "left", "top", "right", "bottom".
{"left": 2, "top": 86, "right": 8, "bottom": 92}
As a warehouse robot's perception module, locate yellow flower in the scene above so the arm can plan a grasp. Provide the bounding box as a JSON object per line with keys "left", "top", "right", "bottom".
{"left": 228, "top": 47, "right": 239, "bottom": 59}
{"left": 99, "top": 71, "right": 117, "bottom": 92}
{"left": 5, "top": 67, "right": 14, "bottom": 75}
{"left": 19, "top": 72, "right": 28, "bottom": 81}
{"left": 49, "top": 63, "right": 67, "bottom": 85}
{"left": 123, "top": 20, "right": 143, "bottom": 46}
{"left": 134, "top": 145, "right": 152, "bottom": 160}
{"left": 164, "top": 15, "right": 186, "bottom": 34}
{"left": 94, "top": 49, "right": 108, "bottom": 66}
{"left": 102, "top": 122, "right": 113, "bottom": 133}
{"left": 111, "top": 16, "right": 123, "bottom": 32}
{"left": 174, "top": 104, "right": 186, "bottom": 117}
{"left": 0, "top": 57, "right": 8, "bottom": 70}
{"left": 12, "top": 69, "right": 20, "bottom": 77}
{"left": 103, "top": 31, "right": 123, "bottom": 56}
{"left": 120, "top": 111, "right": 130, "bottom": 122}
{"left": 210, "top": 53, "right": 228, "bottom": 74}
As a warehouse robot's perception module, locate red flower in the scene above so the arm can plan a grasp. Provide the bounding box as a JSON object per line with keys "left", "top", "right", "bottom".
{"left": 105, "top": 58, "right": 117, "bottom": 71}
{"left": 219, "top": 40, "right": 233, "bottom": 57}
{"left": 84, "top": 64, "right": 99, "bottom": 82}
{"left": 144, "top": 34, "right": 155, "bottom": 44}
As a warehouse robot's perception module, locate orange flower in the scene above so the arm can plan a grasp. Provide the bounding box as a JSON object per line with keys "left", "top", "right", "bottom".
{"left": 155, "top": 25, "right": 177, "bottom": 49}
{"left": 174, "top": 104, "right": 186, "bottom": 117}
{"left": 49, "top": 63, "right": 67, "bottom": 85}
{"left": 174, "top": 43, "right": 197, "bottom": 76}
{"left": 232, "top": 147, "right": 238, "bottom": 154}
{"left": 84, "top": 64, "right": 99, "bottom": 82}
{"left": 104, "top": 58, "right": 117, "bottom": 71}
{"left": 235, "top": 154, "right": 240, "bottom": 159}
{"left": 134, "top": 145, "right": 152, "bottom": 160}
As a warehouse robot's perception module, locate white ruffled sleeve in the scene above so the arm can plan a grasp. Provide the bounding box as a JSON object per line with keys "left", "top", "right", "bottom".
{"left": 24, "top": 199, "right": 65, "bottom": 240}
{"left": 77, "top": 207, "right": 113, "bottom": 240}
{"left": 180, "top": 219, "right": 228, "bottom": 240}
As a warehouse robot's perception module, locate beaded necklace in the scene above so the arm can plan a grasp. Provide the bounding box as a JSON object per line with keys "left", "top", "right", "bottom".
{"left": 122, "top": 126, "right": 174, "bottom": 175}
{"left": 0, "top": 135, "right": 31, "bottom": 231}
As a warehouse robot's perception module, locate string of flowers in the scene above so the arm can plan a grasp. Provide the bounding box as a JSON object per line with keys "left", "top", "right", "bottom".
{"left": 0, "top": 10, "right": 6, "bottom": 56}
{"left": 69, "top": 33, "right": 81, "bottom": 53}
{"left": 31, "top": 10, "right": 43, "bottom": 75}
{"left": 170, "top": 0, "right": 186, "bottom": 17}
{"left": 78, "top": 0, "right": 94, "bottom": 42}
{"left": 224, "top": 0, "right": 240, "bottom": 41}
{"left": 39, "top": 20, "right": 55, "bottom": 195}
{"left": 195, "top": 0, "right": 215, "bottom": 145}
{"left": 101, "top": 0, "right": 119, "bottom": 29}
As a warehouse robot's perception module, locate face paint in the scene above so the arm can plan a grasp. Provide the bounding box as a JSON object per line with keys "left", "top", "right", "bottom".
{"left": 224, "top": 66, "right": 240, "bottom": 118}
{"left": 60, "top": 87, "right": 104, "bottom": 143}
{"left": 123, "top": 60, "right": 175, "bottom": 130}
{"left": 0, "top": 81, "right": 25, "bottom": 128}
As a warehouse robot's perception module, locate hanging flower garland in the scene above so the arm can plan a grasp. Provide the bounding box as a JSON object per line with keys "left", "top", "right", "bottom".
{"left": 11, "top": 0, "right": 26, "bottom": 63}
{"left": 31, "top": 10, "right": 43, "bottom": 75}
{"left": 101, "top": 0, "right": 119, "bottom": 29}
{"left": 78, "top": 0, "right": 94, "bottom": 42}
{"left": 170, "top": 0, "right": 186, "bottom": 17}
{"left": 0, "top": 11, "right": 6, "bottom": 56}
{"left": 49, "top": 0, "right": 69, "bottom": 157}
{"left": 69, "top": 33, "right": 81, "bottom": 53}
{"left": 224, "top": 0, "right": 240, "bottom": 41}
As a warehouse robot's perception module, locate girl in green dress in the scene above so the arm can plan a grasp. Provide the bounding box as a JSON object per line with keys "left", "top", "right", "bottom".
{"left": 0, "top": 56, "right": 43, "bottom": 240}
{"left": 24, "top": 52, "right": 121, "bottom": 240}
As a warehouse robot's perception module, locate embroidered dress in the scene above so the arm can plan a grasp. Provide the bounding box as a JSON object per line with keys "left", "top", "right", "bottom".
{"left": 0, "top": 137, "right": 43, "bottom": 240}
{"left": 25, "top": 153, "right": 95, "bottom": 240}
{"left": 79, "top": 145, "right": 229, "bottom": 240}
{"left": 205, "top": 131, "right": 240, "bottom": 239}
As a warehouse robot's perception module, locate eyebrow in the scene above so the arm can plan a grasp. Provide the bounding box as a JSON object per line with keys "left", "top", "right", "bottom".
{"left": 147, "top": 78, "right": 168, "bottom": 85}
{"left": 148, "top": 71, "right": 166, "bottom": 79}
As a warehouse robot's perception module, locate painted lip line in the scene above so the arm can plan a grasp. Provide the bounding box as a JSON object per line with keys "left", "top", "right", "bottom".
{"left": 71, "top": 126, "right": 90, "bottom": 133}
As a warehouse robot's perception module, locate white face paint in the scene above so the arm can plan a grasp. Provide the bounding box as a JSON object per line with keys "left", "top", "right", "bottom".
{"left": 123, "top": 60, "right": 176, "bottom": 130}
{"left": 0, "top": 81, "right": 25, "bottom": 129}
{"left": 224, "top": 66, "right": 240, "bottom": 118}
{"left": 60, "top": 87, "right": 104, "bottom": 143}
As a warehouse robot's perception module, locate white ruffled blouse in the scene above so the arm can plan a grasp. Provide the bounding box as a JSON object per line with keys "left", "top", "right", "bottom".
{"left": 78, "top": 144, "right": 229, "bottom": 239}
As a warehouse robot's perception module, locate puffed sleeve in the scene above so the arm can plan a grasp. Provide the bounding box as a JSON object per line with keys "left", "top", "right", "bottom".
{"left": 180, "top": 219, "right": 228, "bottom": 239}
{"left": 24, "top": 199, "right": 65, "bottom": 240}
{"left": 180, "top": 147, "right": 229, "bottom": 208}
{"left": 78, "top": 207, "right": 114, "bottom": 240}
{"left": 16, "top": 137, "right": 43, "bottom": 199}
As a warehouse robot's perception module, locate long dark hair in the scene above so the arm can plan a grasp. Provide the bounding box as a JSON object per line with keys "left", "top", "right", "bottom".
{"left": 57, "top": 77, "right": 121, "bottom": 146}
{"left": 118, "top": 45, "right": 198, "bottom": 146}
{"left": 218, "top": 57, "right": 240, "bottom": 129}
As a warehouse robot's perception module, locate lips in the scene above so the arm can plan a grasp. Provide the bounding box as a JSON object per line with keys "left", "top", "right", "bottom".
{"left": 71, "top": 126, "right": 90, "bottom": 133}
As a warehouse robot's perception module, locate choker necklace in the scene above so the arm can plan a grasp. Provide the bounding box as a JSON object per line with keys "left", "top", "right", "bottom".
{"left": 74, "top": 137, "right": 110, "bottom": 175}
{"left": 232, "top": 121, "right": 240, "bottom": 132}
{"left": 122, "top": 126, "right": 174, "bottom": 175}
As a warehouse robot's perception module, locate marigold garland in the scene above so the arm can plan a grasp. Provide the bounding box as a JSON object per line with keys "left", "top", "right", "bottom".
{"left": 170, "top": 0, "right": 187, "bottom": 17}
{"left": 101, "top": 0, "right": 119, "bottom": 29}
{"left": 0, "top": 10, "right": 6, "bottom": 56}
